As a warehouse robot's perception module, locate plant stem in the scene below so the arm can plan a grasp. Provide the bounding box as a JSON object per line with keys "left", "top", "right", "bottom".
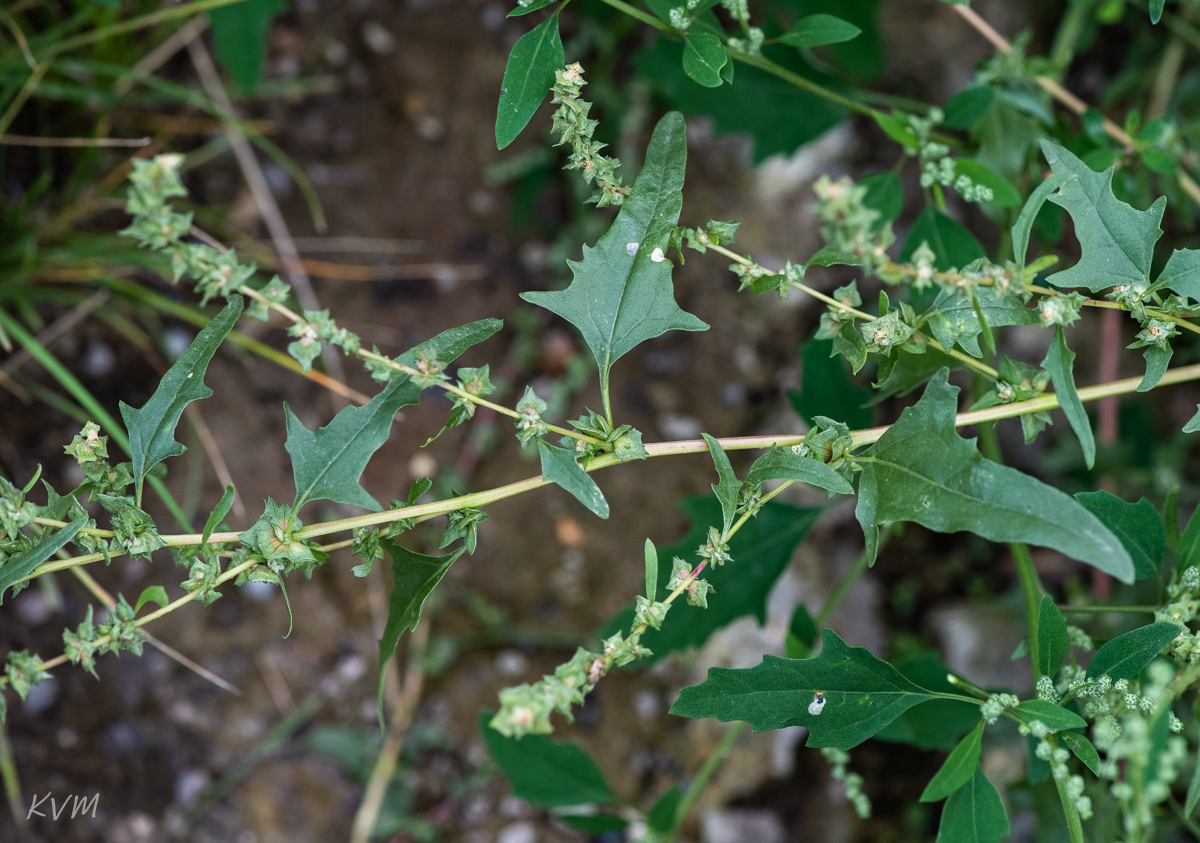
{"left": 1058, "top": 604, "right": 1157, "bottom": 614}
{"left": 593, "top": 0, "right": 678, "bottom": 35}
{"left": 665, "top": 720, "right": 748, "bottom": 843}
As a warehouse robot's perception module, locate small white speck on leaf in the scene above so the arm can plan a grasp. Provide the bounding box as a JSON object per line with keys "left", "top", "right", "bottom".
{"left": 808, "top": 692, "right": 826, "bottom": 716}
{"left": 626, "top": 242, "right": 639, "bottom": 256}
{"left": 651, "top": 247, "right": 665, "bottom": 263}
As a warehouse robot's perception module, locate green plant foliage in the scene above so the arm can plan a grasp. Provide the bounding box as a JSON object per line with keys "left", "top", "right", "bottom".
{"left": 854, "top": 370, "right": 1134, "bottom": 580}
{"left": 120, "top": 295, "right": 243, "bottom": 501}
{"left": 634, "top": 41, "right": 846, "bottom": 162}
{"left": 1041, "top": 141, "right": 1166, "bottom": 292}
{"left": 0, "top": 514, "right": 86, "bottom": 603}
{"left": 951, "top": 159, "right": 1020, "bottom": 207}
{"left": 202, "top": 484, "right": 236, "bottom": 545}
{"left": 602, "top": 498, "right": 818, "bottom": 661}
{"left": 133, "top": 585, "right": 168, "bottom": 613}
{"left": 924, "top": 286, "right": 1038, "bottom": 358}
{"left": 495, "top": 10, "right": 565, "bottom": 149}
{"left": 524, "top": 112, "right": 707, "bottom": 405}
{"left": 537, "top": 440, "right": 609, "bottom": 518}
{"left": 920, "top": 719, "right": 984, "bottom": 802}
{"left": 1013, "top": 700, "right": 1087, "bottom": 731}
{"left": 744, "top": 446, "right": 853, "bottom": 495}
{"left": 701, "top": 433, "right": 740, "bottom": 536}
{"left": 778, "top": 13, "right": 861, "bottom": 49}
{"left": 507, "top": 0, "right": 557, "bottom": 17}
{"left": 647, "top": 785, "right": 683, "bottom": 832}
{"left": 376, "top": 540, "right": 463, "bottom": 726}
{"left": 1150, "top": 0, "right": 1166, "bottom": 24}
{"left": 671, "top": 629, "right": 964, "bottom": 748}
{"left": 682, "top": 33, "right": 728, "bottom": 87}
{"left": 1075, "top": 491, "right": 1166, "bottom": 580}
{"left": 899, "top": 207, "right": 986, "bottom": 270}
{"left": 786, "top": 603, "right": 819, "bottom": 659}
{"left": 1085, "top": 622, "right": 1182, "bottom": 681}
{"left": 1155, "top": 249, "right": 1200, "bottom": 303}
{"left": 860, "top": 171, "right": 904, "bottom": 225}
{"left": 944, "top": 86, "right": 996, "bottom": 130}
{"left": 935, "top": 765, "right": 1010, "bottom": 843}
{"left": 1063, "top": 732, "right": 1101, "bottom": 775}
{"left": 480, "top": 710, "right": 614, "bottom": 807}
{"left": 1042, "top": 326, "right": 1095, "bottom": 469}
{"left": 644, "top": 538, "right": 658, "bottom": 601}
{"left": 1037, "top": 596, "right": 1069, "bottom": 679}
{"left": 210, "top": 0, "right": 285, "bottom": 93}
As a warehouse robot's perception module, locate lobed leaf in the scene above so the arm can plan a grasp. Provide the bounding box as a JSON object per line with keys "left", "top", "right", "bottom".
{"left": 480, "top": 710, "right": 614, "bottom": 807}
{"left": 925, "top": 286, "right": 1037, "bottom": 358}
{"left": 1155, "top": 248, "right": 1200, "bottom": 304}
{"left": 1011, "top": 171, "right": 1076, "bottom": 274}
{"left": 1041, "top": 141, "right": 1166, "bottom": 292}
{"left": 670, "top": 629, "right": 958, "bottom": 748}
{"left": 120, "top": 295, "right": 243, "bottom": 500}
{"left": 522, "top": 112, "right": 708, "bottom": 402}
{"left": 854, "top": 369, "right": 1134, "bottom": 581}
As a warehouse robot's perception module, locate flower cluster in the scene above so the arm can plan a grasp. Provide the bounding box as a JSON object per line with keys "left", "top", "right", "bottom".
{"left": 1022, "top": 719, "right": 1092, "bottom": 819}
{"left": 514, "top": 386, "right": 548, "bottom": 448}
{"left": 563, "top": 408, "right": 648, "bottom": 466}
{"left": 811, "top": 176, "right": 893, "bottom": 274}
{"left": 980, "top": 692, "right": 1020, "bottom": 724}
{"left": 901, "top": 108, "right": 993, "bottom": 203}
{"left": 822, "top": 748, "right": 871, "bottom": 819}
{"left": 549, "top": 64, "right": 628, "bottom": 208}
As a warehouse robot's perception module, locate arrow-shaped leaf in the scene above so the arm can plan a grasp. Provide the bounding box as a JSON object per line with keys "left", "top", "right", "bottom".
{"left": 854, "top": 369, "right": 1134, "bottom": 581}
{"left": 1041, "top": 140, "right": 1166, "bottom": 292}
{"left": 522, "top": 112, "right": 708, "bottom": 406}
{"left": 120, "top": 295, "right": 243, "bottom": 500}
{"left": 670, "top": 628, "right": 958, "bottom": 749}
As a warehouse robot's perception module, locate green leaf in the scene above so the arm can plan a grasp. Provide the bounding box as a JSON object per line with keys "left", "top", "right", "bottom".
{"left": 1014, "top": 699, "right": 1087, "bottom": 732}
{"left": 393, "top": 318, "right": 505, "bottom": 371}
{"left": 682, "top": 33, "right": 727, "bottom": 87}
{"left": 377, "top": 540, "right": 462, "bottom": 727}
{"left": 1150, "top": 0, "right": 1166, "bottom": 24}
{"left": 854, "top": 369, "right": 1134, "bottom": 580}
{"left": 210, "top": 0, "right": 285, "bottom": 93}
{"left": 480, "top": 710, "right": 614, "bottom": 807}
{"left": 286, "top": 379, "right": 416, "bottom": 512}
{"left": 1063, "top": 732, "right": 1101, "bottom": 775}
{"left": 1011, "top": 172, "right": 1076, "bottom": 273}
{"left": 860, "top": 171, "right": 904, "bottom": 225}
{"left": 1086, "top": 622, "right": 1181, "bottom": 681}
{"left": 1042, "top": 326, "right": 1096, "bottom": 469}
{"left": 925, "top": 286, "right": 1037, "bottom": 358}
{"left": 522, "top": 112, "right": 708, "bottom": 401}
{"left": 507, "top": 0, "right": 557, "bottom": 16}
{"left": 203, "top": 484, "right": 236, "bottom": 545}
{"left": 745, "top": 446, "right": 853, "bottom": 496}
{"left": 236, "top": 565, "right": 294, "bottom": 637}
{"left": 952, "top": 158, "right": 1021, "bottom": 207}
{"left": 1187, "top": 741, "right": 1200, "bottom": 815}
{"left": 921, "top": 720, "right": 984, "bottom": 802}
{"left": 634, "top": 40, "right": 847, "bottom": 163}
{"left": 779, "top": 13, "right": 862, "bottom": 48}
{"left": 495, "top": 11, "right": 565, "bottom": 149}
{"left": 786, "top": 603, "right": 819, "bottom": 659}
{"left": 1075, "top": 491, "right": 1165, "bottom": 580}
{"left": 874, "top": 112, "right": 919, "bottom": 149}
{"left": 120, "top": 295, "right": 243, "bottom": 500}
{"left": 0, "top": 514, "right": 86, "bottom": 602}
{"left": 875, "top": 653, "right": 981, "bottom": 750}
{"left": 558, "top": 813, "right": 628, "bottom": 833}
{"left": 1138, "top": 344, "right": 1172, "bottom": 392}
{"left": 701, "top": 433, "right": 740, "bottom": 536}
{"left": 134, "top": 585, "right": 169, "bottom": 613}
{"left": 1041, "top": 141, "right": 1166, "bottom": 292}
{"left": 671, "top": 629, "right": 957, "bottom": 748}
{"left": 537, "top": 440, "right": 609, "bottom": 518}
{"left": 1037, "top": 596, "right": 1069, "bottom": 678}
{"left": 944, "top": 86, "right": 996, "bottom": 130}
{"left": 899, "top": 207, "right": 986, "bottom": 271}
{"left": 1155, "top": 248, "right": 1200, "bottom": 304}
{"left": 647, "top": 785, "right": 682, "bottom": 832}
{"left": 1187, "top": 406, "right": 1200, "bottom": 433}
{"left": 935, "top": 765, "right": 1010, "bottom": 843}
{"left": 601, "top": 498, "right": 819, "bottom": 662}
{"left": 644, "top": 538, "right": 658, "bottom": 601}
{"left": 790, "top": 339, "right": 873, "bottom": 429}
{"left": 1181, "top": 505, "right": 1200, "bottom": 569}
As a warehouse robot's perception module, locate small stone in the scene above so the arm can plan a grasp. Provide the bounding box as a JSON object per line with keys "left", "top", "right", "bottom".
{"left": 361, "top": 21, "right": 396, "bottom": 54}
{"left": 497, "top": 821, "right": 536, "bottom": 843}
{"left": 701, "top": 808, "right": 786, "bottom": 843}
